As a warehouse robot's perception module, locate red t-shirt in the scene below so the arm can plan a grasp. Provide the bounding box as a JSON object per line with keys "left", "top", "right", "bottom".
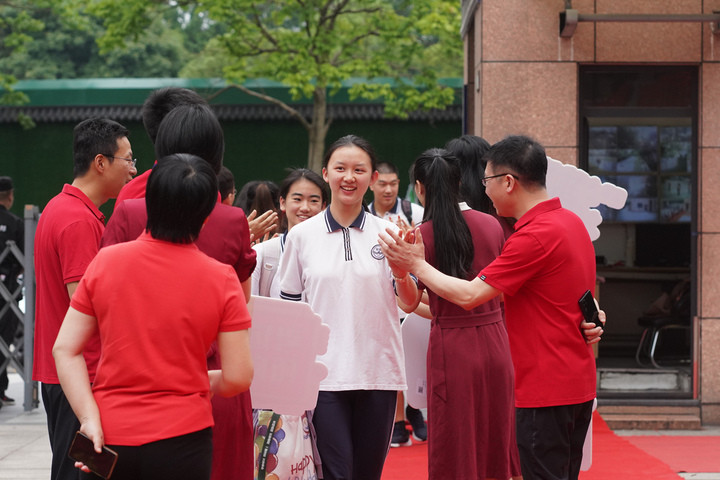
{"left": 71, "top": 232, "right": 251, "bottom": 446}
{"left": 101, "top": 198, "right": 256, "bottom": 281}
{"left": 33, "top": 185, "right": 104, "bottom": 384}
{"left": 479, "top": 198, "right": 597, "bottom": 408}
{"left": 102, "top": 193, "right": 256, "bottom": 477}
{"left": 113, "top": 168, "right": 151, "bottom": 209}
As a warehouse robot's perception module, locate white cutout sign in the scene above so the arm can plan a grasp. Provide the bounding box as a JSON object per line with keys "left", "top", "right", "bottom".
{"left": 401, "top": 313, "right": 431, "bottom": 409}
{"left": 546, "top": 156, "right": 628, "bottom": 241}
{"left": 248, "top": 296, "right": 330, "bottom": 415}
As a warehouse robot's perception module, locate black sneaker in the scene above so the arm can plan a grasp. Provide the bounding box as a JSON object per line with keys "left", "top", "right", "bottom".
{"left": 1, "top": 395, "right": 15, "bottom": 406}
{"left": 406, "top": 406, "right": 427, "bottom": 442}
{"left": 390, "top": 420, "right": 411, "bottom": 447}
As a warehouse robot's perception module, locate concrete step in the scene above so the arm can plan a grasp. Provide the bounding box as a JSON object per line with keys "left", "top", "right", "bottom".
{"left": 598, "top": 405, "right": 702, "bottom": 430}
{"left": 598, "top": 367, "right": 691, "bottom": 394}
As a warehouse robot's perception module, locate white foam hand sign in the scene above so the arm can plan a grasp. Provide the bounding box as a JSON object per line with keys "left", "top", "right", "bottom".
{"left": 248, "top": 296, "right": 330, "bottom": 415}
{"left": 546, "top": 156, "right": 628, "bottom": 241}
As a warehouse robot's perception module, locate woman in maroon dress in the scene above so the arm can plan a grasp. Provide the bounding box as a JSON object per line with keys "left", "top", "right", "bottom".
{"left": 391, "top": 148, "right": 520, "bottom": 479}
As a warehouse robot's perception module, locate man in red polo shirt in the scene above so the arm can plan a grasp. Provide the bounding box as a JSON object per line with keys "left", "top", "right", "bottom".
{"left": 380, "top": 135, "right": 604, "bottom": 480}
{"left": 33, "top": 117, "right": 136, "bottom": 480}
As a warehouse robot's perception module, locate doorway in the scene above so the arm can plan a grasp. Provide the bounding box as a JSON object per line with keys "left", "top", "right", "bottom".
{"left": 579, "top": 65, "right": 697, "bottom": 398}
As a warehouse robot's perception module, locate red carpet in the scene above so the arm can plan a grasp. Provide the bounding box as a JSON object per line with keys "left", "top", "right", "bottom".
{"left": 579, "top": 413, "right": 681, "bottom": 480}
{"left": 625, "top": 435, "right": 720, "bottom": 473}
{"left": 381, "top": 413, "right": 687, "bottom": 480}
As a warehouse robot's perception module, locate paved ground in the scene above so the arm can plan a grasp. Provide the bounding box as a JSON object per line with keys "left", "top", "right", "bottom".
{"left": 0, "top": 373, "right": 50, "bottom": 480}
{"left": 2, "top": 371, "right": 720, "bottom": 480}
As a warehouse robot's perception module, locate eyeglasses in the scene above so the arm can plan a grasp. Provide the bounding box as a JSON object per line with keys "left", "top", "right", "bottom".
{"left": 104, "top": 155, "right": 137, "bottom": 167}
{"left": 481, "top": 173, "right": 518, "bottom": 187}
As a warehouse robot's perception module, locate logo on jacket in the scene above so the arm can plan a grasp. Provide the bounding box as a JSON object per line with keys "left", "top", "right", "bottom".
{"left": 371, "top": 244, "right": 385, "bottom": 260}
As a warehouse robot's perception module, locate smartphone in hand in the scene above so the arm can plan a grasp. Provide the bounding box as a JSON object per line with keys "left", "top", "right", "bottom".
{"left": 68, "top": 431, "right": 118, "bottom": 479}
{"left": 578, "top": 290, "right": 603, "bottom": 328}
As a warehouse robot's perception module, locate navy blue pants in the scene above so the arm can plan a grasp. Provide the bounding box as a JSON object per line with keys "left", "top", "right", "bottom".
{"left": 313, "top": 390, "right": 397, "bottom": 480}
{"left": 516, "top": 399, "right": 594, "bottom": 480}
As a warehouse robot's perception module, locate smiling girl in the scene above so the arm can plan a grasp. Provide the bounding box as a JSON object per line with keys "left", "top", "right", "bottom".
{"left": 251, "top": 168, "right": 328, "bottom": 298}
{"left": 279, "top": 135, "right": 413, "bottom": 480}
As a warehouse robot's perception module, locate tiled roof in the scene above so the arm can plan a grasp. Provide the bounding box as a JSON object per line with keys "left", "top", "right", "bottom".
{"left": 0, "top": 103, "right": 461, "bottom": 124}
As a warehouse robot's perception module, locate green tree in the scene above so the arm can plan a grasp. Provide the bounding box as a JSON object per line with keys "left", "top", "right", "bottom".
{"left": 90, "top": 0, "right": 462, "bottom": 171}
{"left": 0, "top": 10, "right": 190, "bottom": 80}
{"left": 1, "top": 1, "right": 54, "bottom": 125}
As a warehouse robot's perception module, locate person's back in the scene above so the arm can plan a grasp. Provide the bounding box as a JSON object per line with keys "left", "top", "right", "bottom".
{"left": 420, "top": 209, "right": 504, "bottom": 316}
{"left": 106, "top": 197, "right": 254, "bottom": 280}
{"left": 75, "top": 230, "right": 248, "bottom": 445}
{"left": 114, "top": 87, "right": 209, "bottom": 206}
{"left": 54, "top": 154, "right": 253, "bottom": 480}
{"left": 100, "top": 102, "right": 256, "bottom": 480}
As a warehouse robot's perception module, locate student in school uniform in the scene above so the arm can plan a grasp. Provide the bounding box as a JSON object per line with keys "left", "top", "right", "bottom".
{"left": 250, "top": 168, "right": 328, "bottom": 479}
{"left": 278, "top": 135, "right": 413, "bottom": 480}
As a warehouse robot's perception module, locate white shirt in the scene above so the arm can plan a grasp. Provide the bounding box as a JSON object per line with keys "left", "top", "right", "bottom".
{"left": 368, "top": 198, "right": 424, "bottom": 226}
{"left": 251, "top": 234, "right": 286, "bottom": 299}
{"left": 279, "top": 208, "right": 406, "bottom": 391}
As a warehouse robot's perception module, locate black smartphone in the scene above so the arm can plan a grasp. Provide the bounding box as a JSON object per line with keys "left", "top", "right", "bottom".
{"left": 68, "top": 431, "right": 118, "bottom": 479}
{"left": 578, "top": 290, "right": 603, "bottom": 328}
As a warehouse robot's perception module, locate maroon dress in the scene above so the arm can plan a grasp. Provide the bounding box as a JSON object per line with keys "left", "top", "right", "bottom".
{"left": 419, "top": 209, "right": 521, "bottom": 479}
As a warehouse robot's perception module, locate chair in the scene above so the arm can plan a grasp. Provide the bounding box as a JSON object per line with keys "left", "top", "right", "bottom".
{"left": 635, "top": 282, "right": 691, "bottom": 369}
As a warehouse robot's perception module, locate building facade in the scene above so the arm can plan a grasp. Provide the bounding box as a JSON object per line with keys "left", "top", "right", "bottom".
{"left": 462, "top": 0, "right": 720, "bottom": 424}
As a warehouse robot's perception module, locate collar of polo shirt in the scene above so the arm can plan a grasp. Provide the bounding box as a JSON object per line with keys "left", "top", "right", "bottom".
{"left": 324, "top": 208, "right": 367, "bottom": 232}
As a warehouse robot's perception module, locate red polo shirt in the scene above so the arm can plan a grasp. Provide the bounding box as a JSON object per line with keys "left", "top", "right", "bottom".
{"left": 113, "top": 168, "right": 151, "bottom": 209}
{"left": 479, "top": 198, "right": 597, "bottom": 408}
{"left": 33, "top": 184, "right": 104, "bottom": 383}
{"left": 71, "top": 232, "right": 252, "bottom": 445}
{"left": 102, "top": 197, "right": 256, "bottom": 281}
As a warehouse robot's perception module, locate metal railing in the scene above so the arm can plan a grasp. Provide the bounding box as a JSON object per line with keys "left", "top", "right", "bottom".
{"left": 0, "top": 205, "right": 39, "bottom": 412}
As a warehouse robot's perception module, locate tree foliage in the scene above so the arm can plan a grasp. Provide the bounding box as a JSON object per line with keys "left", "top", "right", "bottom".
{"left": 89, "top": 0, "right": 463, "bottom": 171}
{"left": 0, "top": 6, "right": 191, "bottom": 80}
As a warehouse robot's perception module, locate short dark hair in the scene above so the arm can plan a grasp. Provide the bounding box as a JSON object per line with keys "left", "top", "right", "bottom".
{"left": 376, "top": 162, "right": 398, "bottom": 176}
{"left": 154, "top": 104, "right": 224, "bottom": 174}
{"left": 145, "top": 153, "right": 217, "bottom": 244}
{"left": 217, "top": 166, "right": 235, "bottom": 202}
{"left": 72, "top": 118, "right": 130, "bottom": 178}
{"left": 483, "top": 135, "right": 547, "bottom": 187}
{"left": 323, "top": 134, "right": 378, "bottom": 171}
{"left": 142, "top": 87, "right": 208, "bottom": 144}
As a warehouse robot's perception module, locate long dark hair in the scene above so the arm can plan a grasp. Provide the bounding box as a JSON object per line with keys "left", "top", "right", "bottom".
{"left": 444, "top": 135, "right": 491, "bottom": 212}
{"left": 413, "top": 148, "right": 474, "bottom": 279}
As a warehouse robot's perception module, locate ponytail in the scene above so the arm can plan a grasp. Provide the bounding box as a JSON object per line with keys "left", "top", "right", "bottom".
{"left": 413, "top": 149, "right": 474, "bottom": 279}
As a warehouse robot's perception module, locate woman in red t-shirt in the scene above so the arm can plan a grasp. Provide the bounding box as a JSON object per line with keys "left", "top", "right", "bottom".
{"left": 53, "top": 154, "right": 254, "bottom": 480}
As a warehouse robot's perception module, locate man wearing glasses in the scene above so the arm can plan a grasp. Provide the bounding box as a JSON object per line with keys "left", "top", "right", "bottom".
{"left": 381, "top": 135, "right": 604, "bottom": 480}
{"left": 33, "top": 117, "right": 136, "bottom": 480}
